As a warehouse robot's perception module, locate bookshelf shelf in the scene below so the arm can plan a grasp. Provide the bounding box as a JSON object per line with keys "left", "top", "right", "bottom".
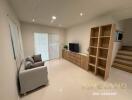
{"left": 98, "top": 57, "right": 107, "bottom": 61}
{"left": 89, "top": 55, "right": 96, "bottom": 58}
{"left": 97, "top": 66, "right": 105, "bottom": 71}
{"left": 89, "top": 63, "right": 95, "bottom": 67}
{"left": 100, "top": 36, "right": 111, "bottom": 38}
{"left": 98, "top": 47, "right": 108, "bottom": 50}
{"left": 91, "top": 37, "right": 98, "bottom": 38}
{"left": 89, "top": 46, "right": 97, "bottom": 48}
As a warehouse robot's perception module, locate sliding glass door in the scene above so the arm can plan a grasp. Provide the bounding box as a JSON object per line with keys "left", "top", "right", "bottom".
{"left": 34, "top": 33, "right": 59, "bottom": 61}
{"left": 34, "top": 33, "right": 49, "bottom": 61}
{"left": 48, "top": 33, "right": 59, "bottom": 60}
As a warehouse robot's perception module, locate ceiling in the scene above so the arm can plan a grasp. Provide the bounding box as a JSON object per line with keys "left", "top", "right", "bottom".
{"left": 8, "top": 0, "right": 132, "bottom": 28}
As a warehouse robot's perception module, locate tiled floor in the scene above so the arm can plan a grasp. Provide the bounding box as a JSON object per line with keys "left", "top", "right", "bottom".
{"left": 20, "top": 59, "right": 132, "bottom": 100}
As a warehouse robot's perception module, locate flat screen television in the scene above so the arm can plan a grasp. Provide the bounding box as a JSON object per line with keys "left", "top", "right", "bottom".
{"left": 116, "top": 31, "right": 123, "bottom": 41}
{"left": 69, "top": 43, "right": 79, "bottom": 53}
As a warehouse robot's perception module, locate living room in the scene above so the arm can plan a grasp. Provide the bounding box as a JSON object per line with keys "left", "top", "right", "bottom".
{"left": 0, "top": 0, "right": 132, "bottom": 100}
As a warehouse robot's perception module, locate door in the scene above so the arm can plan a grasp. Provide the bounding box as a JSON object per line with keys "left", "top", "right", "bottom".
{"left": 48, "top": 33, "right": 60, "bottom": 60}
{"left": 34, "top": 33, "right": 49, "bottom": 61}
{"left": 34, "top": 32, "right": 60, "bottom": 61}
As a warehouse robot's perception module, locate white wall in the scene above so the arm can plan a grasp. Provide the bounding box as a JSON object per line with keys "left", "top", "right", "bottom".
{"left": 0, "top": 0, "right": 23, "bottom": 100}
{"left": 66, "top": 15, "right": 122, "bottom": 64}
{"left": 21, "top": 22, "right": 66, "bottom": 58}
{"left": 120, "top": 18, "right": 132, "bottom": 46}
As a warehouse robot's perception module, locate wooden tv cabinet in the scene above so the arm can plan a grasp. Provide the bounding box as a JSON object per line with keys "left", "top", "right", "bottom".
{"left": 62, "top": 49, "right": 88, "bottom": 70}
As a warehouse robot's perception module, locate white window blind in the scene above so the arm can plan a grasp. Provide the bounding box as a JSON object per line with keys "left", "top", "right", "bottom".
{"left": 34, "top": 33, "right": 49, "bottom": 61}
{"left": 48, "top": 33, "right": 59, "bottom": 60}
{"left": 34, "top": 32, "right": 60, "bottom": 61}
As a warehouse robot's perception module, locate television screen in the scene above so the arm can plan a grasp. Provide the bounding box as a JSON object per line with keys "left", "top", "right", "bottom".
{"left": 69, "top": 43, "right": 79, "bottom": 53}
{"left": 116, "top": 31, "right": 123, "bottom": 41}
{"left": 69, "top": 43, "right": 74, "bottom": 51}
{"left": 118, "top": 33, "right": 123, "bottom": 40}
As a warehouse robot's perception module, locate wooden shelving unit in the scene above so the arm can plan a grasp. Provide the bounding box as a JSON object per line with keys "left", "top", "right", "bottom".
{"left": 88, "top": 24, "right": 115, "bottom": 80}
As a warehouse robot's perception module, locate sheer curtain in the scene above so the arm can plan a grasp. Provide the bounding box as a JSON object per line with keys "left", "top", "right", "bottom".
{"left": 48, "top": 33, "right": 59, "bottom": 60}
{"left": 34, "top": 33, "right": 49, "bottom": 61}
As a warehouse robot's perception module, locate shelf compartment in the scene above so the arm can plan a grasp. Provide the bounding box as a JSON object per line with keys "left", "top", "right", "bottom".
{"left": 100, "top": 25, "right": 112, "bottom": 36}
{"left": 90, "top": 38, "right": 98, "bottom": 47}
{"left": 99, "top": 38, "right": 110, "bottom": 48}
{"left": 91, "top": 27, "right": 99, "bottom": 37}
{"left": 96, "top": 68, "right": 105, "bottom": 78}
{"left": 89, "top": 56, "right": 96, "bottom": 65}
{"left": 98, "top": 49, "right": 108, "bottom": 58}
{"left": 89, "top": 48, "right": 97, "bottom": 56}
{"left": 88, "top": 65, "right": 95, "bottom": 72}
{"left": 97, "top": 59, "right": 106, "bottom": 69}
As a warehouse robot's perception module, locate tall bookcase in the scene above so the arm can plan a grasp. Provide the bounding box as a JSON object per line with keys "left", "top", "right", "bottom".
{"left": 88, "top": 24, "right": 115, "bottom": 80}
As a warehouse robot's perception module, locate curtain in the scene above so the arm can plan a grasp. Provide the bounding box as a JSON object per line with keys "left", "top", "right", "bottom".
{"left": 34, "top": 33, "right": 59, "bottom": 61}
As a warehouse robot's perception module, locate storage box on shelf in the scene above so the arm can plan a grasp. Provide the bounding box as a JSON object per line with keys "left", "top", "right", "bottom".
{"left": 88, "top": 24, "right": 115, "bottom": 80}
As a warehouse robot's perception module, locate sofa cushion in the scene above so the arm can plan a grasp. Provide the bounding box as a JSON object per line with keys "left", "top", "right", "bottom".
{"left": 25, "top": 61, "right": 33, "bottom": 69}
{"left": 25, "top": 57, "right": 34, "bottom": 63}
{"left": 32, "top": 54, "right": 42, "bottom": 62}
{"left": 32, "top": 61, "right": 44, "bottom": 68}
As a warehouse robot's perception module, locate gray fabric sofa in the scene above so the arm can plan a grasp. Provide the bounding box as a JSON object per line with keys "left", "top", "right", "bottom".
{"left": 19, "top": 55, "right": 48, "bottom": 94}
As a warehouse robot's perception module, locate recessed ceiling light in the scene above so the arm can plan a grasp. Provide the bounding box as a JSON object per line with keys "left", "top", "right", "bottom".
{"left": 80, "top": 13, "right": 83, "bottom": 16}
{"left": 32, "top": 18, "right": 35, "bottom": 22}
{"left": 52, "top": 16, "right": 56, "bottom": 20}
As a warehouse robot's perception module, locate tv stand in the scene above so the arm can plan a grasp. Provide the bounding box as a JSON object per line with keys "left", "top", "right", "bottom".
{"left": 62, "top": 49, "right": 88, "bottom": 70}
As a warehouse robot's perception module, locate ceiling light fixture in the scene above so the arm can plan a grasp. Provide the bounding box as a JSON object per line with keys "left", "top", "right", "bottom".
{"left": 80, "top": 13, "right": 83, "bottom": 16}
{"left": 32, "top": 18, "right": 35, "bottom": 22}
{"left": 52, "top": 16, "right": 56, "bottom": 20}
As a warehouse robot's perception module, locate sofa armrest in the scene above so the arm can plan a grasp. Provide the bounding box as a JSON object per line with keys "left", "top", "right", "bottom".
{"left": 19, "top": 66, "right": 48, "bottom": 94}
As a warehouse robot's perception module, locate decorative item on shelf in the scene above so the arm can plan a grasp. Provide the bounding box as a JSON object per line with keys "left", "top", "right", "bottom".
{"left": 64, "top": 44, "right": 68, "bottom": 50}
